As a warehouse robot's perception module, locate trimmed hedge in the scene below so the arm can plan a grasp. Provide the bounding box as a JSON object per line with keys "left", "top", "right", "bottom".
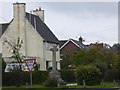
{"left": 103, "top": 69, "right": 120, "bottom": 82}
{"left": 2, "top": 71, "right": 49, "bottom": 86}
{"left": 32, "top": 71, "right": 49, "bottom": 84}
{"left": 44, "top": 77, "right": 58, "bottom": 87}
{"left": 60, "top": 70, "right": 76, "bottom": 83}
{"left": 2, "top": 71, "right": 29, "bottom": 86}
{"left": 3, "top": 70, "right": 77, "bottom": 86}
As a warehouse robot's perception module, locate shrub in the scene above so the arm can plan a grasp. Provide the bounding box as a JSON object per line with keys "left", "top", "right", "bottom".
{"left": 2, "top": 71, "right": 30, "bottom": 86}
{"left": 44, "top": 77, "right": 58, "bottom": 87}
{"left": 60, "top": 70, "right": 76, "bottom": 83}
{"left": 32, "top": 71, "right": 49, "bottom": 84}
{"left": 103, "top": 69, "right": 120, "bottom": 82}
{"left": 2, "top": 58, "right": 6, "bottom": 73}
{"left": 2, "top": 71, "right": 49, "bottom": 86}
{"left": 93, "top": 62, "right": 107, "bottom": 79}
{"left": 76, "top": 65, "right": 102, "bottom": 85}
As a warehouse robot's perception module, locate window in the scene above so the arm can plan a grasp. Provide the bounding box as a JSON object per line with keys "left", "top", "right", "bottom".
{"left": 46, "top": 61, "right": 51, "bottom": 69}
{"left": 45, "top": 42, "right": 57, "bottom": 50}
{"left": 45, "top": 43, "right": 49, "bottom": 49}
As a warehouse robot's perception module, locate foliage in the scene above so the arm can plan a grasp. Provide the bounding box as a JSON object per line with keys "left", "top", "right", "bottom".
{"left": 44, "top": 77, "right": 58, "bottom": 87}
{"left": 32, "top": 71, "right": 49, "bottom": 84}
{"left": 3, "top": 37, "right": 23, "bottom": 71}
{"left": 2, "top": 71, "right": 49, "bottom": 86}
{"left": 2, "top": 58, "right": 6, "bottom": 73}
{"left": 93, "top": 61, "right": 107, "bottom": 79}
{"left": 34, "top": 64, "right": 40, "bottom": 71}
{"left": 60, "top": 54, "right": 72, "bottom": 70}
{"left": 114, "top": 55, "right": 120, "bottom": 70}
{"left": 2, "top": 71, "right": 29, "bottom": 87}
{"left": 71, "top": 46, "right": 116, "bottom": 70}
{"left": 71, "top": 49, "right": 105, "bottom": 67}
{"left": 60, "top": 70, "right": 76, "bottom": 83}
{"left": 0, "top": 53, "right": 6, "bottom": 73}
{"left": 103, "top": 69, "right": 120, "bottom": 82}
{"left": 76, "top": 65, "right": 102, "bottom": 85}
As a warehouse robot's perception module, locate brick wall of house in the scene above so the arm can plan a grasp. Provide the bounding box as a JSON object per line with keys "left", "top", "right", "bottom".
{"left": 60, "top": 41, "right": 79, "bottom": 55}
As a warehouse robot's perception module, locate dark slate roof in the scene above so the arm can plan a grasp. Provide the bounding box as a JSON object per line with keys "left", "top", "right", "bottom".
{"left": 0, "top": 23, "right": 9, "bottom": 37}
{"left": 0, "top": 13, "right": 59, "bottom": 44}
{"left": 59, "top": 39, "right": 88, "bottom": 50}
{"left": 26, "top": 12, "right": 59, "bottom": 44}
{"left": 59, "top": 40, "right": 67, "bottom": 47}
{"left": 71, "top": 39, "right": 87, "bottom": 49}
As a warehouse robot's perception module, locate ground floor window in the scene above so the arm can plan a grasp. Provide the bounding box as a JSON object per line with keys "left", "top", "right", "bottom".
{"left": 46, "top": 61, "right": 51, "bottom": 70}
{"left": 46, "top": 61, "right": 58, "bottom": 70}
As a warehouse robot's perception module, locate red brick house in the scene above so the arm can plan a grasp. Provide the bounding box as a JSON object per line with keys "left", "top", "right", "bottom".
{"left": 59, "top": 37, "right": 88, "bottom": 55}
{"left": 59, "top": 37, "right": 88, "bottom": 69}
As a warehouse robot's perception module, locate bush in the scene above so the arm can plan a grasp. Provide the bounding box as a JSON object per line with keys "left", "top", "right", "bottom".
{"left": 44, "top": 77, "right": 58, "bottom": 87}
{"left": 103, "top": 69, "right": 120, "bottom": 82}
{"left": 76, "top": 65, "right": 102, "bottom": 85}
{"left": 2, "top": 71, "right": 48, "bottom": 86}
{"left": 93, "top": 62, "right": 107, "bottom": 79}
{"left": 60, "top": 70, "right": 76, "bottom": 83}
{"left": 32, "top": 71, "right": 49, "bottom": 84}
{"left": 2, "top": 58, "right": 6, "bottom": 73}
{"left": 2, "top": 71, "right": 30, "bottom": 86}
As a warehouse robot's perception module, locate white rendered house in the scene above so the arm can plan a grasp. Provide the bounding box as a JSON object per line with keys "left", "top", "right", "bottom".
{"left": 0, "top": 3, "right": 60, "bottom": 71}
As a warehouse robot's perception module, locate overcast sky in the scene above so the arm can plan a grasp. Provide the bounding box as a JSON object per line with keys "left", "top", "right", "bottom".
{"left": 0, "top": 2, "right": 118, "bottom": 46}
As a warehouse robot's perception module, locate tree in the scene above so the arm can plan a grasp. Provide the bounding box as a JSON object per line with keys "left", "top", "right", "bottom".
{"left": 114, "top": 55, "right": 120, "bottom": 70}
{"left": 60, "top": 54, "right": 71, "bottom": 69}
{"left": 71, "top": 48, "right": 106, "bottom": 67}
{"left": 2, "top": 58, "right": 6, "bottom": 73}
{"left": 3, "top": 37, "right": 23, "bottom": 71}
{"left": 76, "top": 65, "right": 102, "bottom": 85}
{"left": 71, "top": 43, "right": 116, "bottom": 69}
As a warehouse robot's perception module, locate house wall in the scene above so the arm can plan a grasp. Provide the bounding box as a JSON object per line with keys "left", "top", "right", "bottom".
{"left": 44, "top": 42, "right": 60, "bottom": 70}
{"left": 0, "top": 41, "right": 2, "bottom": 53}
{"left": 1, "top": 3, "right": 60, "bottom": 71}
{"left": 25, "top": 19, "right": 46, "bottom": 70}
{"left": 1, "top": 3, "right": 26, "bottom": 57}
{"left": 60, "top": 41, "right": 80, "bottom": 55}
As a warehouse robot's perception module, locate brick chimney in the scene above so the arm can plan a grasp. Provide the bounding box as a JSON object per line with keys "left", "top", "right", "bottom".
{"left": 79, "top": 36, "right": 84, "bottom": 43}
{"left": 33, "top": 7, "right": 44, "bottom": 22}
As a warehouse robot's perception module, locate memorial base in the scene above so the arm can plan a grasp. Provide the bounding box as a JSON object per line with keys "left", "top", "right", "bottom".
{"left": 49, "top": 70, "right": 65, "bottom": 85}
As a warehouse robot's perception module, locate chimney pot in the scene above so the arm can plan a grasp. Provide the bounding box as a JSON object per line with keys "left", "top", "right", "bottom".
{"left": 39, "top": 7, "right": 41, "bottom": 11}
{"left": 33, "top": 7, "right": 44, "bottom": 22}
{"left": 79, "top": 36, "right": 84, "bottom": 43}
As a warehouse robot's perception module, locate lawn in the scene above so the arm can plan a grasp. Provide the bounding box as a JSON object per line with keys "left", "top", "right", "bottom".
{"left": 60, "top": 82, "right": 120, "bottom": 88}
{"left": 2, "top": 82, "right": 120, "bottom": 90}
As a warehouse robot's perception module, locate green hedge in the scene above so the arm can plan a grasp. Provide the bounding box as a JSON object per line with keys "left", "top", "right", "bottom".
{"left": 32, "top": 71, "right": 49, "bottom": 84}
{"left": 44, "top": 77, "right": 58, "bottom": 87}
{"left": 103, "top": 69, "right": 120, "bottom": 82}
{"left": 2, "top": 71, "right": 49, "bottom": 86}
{"left": 60, "top": 70, "right": 76, "bottom": 83}
{"left": 3, "top": 70, "right": 77, "bottom": 86}
{"left": 2, "top": 71, "right": 29, "bottom": 86}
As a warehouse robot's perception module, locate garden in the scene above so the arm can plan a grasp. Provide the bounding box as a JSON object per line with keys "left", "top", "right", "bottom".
{"left": 1, "top": 42, "right": 120, "bottom": 89}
